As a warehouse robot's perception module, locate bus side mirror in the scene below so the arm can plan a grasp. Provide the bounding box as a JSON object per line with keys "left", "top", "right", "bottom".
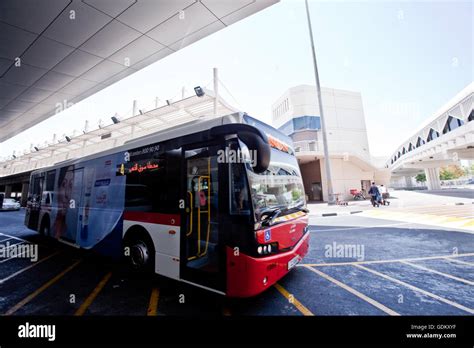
{"left": 238, "top": 131, "right": 270, "bottom": 173}
{"left": 209, "top": 124, "right": 271, "bottom": 174}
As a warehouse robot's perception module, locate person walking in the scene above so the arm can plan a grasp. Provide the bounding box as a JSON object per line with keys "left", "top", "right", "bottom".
{"left": 368, "top": 182, "right": 381, "bottom": 207}
{"left": 379, "top": 184, "right": 390, "bottom": 205}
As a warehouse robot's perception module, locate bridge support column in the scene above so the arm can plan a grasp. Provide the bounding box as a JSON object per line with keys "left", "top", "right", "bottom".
{"left": 4, "top": 185, "right": 12, "bottom": 198}
{"left": 425, "top": 167, "right": 441, "bottom": 190}
{"left": 20, "top": 182, "right": 29, "bottom": 207}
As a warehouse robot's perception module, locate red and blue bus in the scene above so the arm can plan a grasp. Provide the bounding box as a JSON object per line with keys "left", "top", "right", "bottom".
{"left": 25, "top": 112, "right": 309, "bottom": 297}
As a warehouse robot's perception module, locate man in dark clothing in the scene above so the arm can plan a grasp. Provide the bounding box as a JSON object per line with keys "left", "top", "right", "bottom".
{"left": 368, "top": 182, "right": 381, "bottom": 207}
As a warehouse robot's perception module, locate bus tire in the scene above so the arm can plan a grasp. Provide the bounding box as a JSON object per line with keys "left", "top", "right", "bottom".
{"left": 39, "top": 215, "right": 50, "bottom": 236}
{"left": 124, "top": 228, "right": 155, "bottom": 273}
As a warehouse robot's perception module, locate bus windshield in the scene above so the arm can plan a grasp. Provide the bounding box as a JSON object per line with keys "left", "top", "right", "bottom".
{"left": 244, "top": 146, "right": 305, "bottom": 220}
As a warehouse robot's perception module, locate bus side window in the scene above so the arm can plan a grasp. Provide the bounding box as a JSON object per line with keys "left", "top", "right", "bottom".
{"left": 125, "top": 152, "right": 179, "bottom": 214}
{"left": 46, "top": 170, "right": 56, "bottom": 191}
{"left": 229, "top": 162, "right": 250, "bottom": 215}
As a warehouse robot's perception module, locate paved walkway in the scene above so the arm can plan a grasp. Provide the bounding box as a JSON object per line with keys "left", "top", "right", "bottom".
{"left": 307, "top": 189, "right": 473, "bottom": 217}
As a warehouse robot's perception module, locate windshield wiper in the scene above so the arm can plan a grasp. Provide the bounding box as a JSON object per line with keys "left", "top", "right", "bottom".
{"left": 257, "top": 207, "right": 282, "bottom": 226}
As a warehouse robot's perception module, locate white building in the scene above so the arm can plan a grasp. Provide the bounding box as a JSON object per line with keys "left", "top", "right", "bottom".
{"left": 271, "top": 85, "right": 389, "bottom": 201}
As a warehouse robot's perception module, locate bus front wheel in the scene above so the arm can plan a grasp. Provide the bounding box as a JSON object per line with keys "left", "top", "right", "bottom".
{"left": 124, "top": 231, "right": 155, "bottom": 273}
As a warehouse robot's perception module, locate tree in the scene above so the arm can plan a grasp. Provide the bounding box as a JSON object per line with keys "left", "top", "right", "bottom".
{"left": 415, "top": 173, "right": 426, "bottom": 183}
{"left": 440, "top": 165, "right": 465, "bottom": 180}
{"left": 464, "top": 163, "right": 474, "bottom": 176}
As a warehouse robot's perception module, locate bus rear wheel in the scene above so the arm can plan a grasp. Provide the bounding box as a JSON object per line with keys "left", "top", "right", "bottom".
{"left": 39, "top": 216, "right": 50, "bottom": 236}
{"left": 124, "top": 232, "right": 155, "bottom": 273}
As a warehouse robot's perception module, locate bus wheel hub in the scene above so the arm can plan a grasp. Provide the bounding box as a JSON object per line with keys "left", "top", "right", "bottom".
{"left": 130, "top": 241, "right": 149, "bottom": 267}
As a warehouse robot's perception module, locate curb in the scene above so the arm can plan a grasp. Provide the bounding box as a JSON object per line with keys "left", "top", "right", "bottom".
{"left": 439, "top": 201, "right": 474, "bottom": 206}
{"left": 309, "top": 210, "right": 363, "bottom": 217}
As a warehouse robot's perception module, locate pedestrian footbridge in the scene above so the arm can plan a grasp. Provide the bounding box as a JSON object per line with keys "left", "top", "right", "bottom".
{"left": 387, "top": 83, "right": 473, "bottom": 189}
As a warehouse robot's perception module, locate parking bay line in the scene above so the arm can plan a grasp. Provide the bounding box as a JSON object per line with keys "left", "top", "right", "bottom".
{"left": 75, "top": 271, "right": 113, "bottom": 316}
{"left": 400, "top": 261, "right": 474, "bottom": 286}
{"left": 354, "top": 264, "right": 474, "bottom": 314}
{"left": 274, "top": 282, "right": 314, "bottom": 316}
{"left": 299, "top": 252, "right": 474, "bottom": 267}
{"left": 146, "top": 287, "right": 160, "bottom": 316}
{"left": 0, "top": 251, "right": 60, "bottom": 284}
{"left": 0, "top": 232, "right": 50, "bottom": 251}
{"left": 0, "top": 232, "right": 31, "bottom": 244}
{"left": 0, "top": 240, "right": 26, "bottom": 253}
{"left": 5, "top": 259, "right": 82, "bottom": 315}
{"left": 0, "top": 250, "right": 31, "bottom": 264}
{"left": 302, "top": 265, "right": 400, "bottom": 316}
{"left": 446, "top": 258, "right": 474, "bottom": 266}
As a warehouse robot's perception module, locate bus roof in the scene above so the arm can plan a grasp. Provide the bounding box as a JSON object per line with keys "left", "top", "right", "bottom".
{"left": 31, "top": 112, "right": 290, "bottom": 174}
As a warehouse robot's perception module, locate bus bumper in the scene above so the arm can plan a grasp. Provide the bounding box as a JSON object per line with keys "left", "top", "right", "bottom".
{"left": 226, "top": 232, "right": 310, "bottom": 298}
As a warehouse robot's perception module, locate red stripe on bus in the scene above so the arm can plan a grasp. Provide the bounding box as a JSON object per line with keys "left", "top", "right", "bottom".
{"left": 123, "top": 211, "right": 180, "bottom": 226}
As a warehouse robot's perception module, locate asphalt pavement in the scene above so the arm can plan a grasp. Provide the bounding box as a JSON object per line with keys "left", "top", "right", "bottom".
{"left": 0, "top": 205, "right": 472, "bottom": 316}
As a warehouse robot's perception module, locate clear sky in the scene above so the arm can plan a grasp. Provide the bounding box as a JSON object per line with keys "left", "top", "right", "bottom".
{"left": 1, "top": 0, "right": 472, "bottom": 159}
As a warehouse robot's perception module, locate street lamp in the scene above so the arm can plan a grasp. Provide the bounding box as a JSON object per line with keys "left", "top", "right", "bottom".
{"left": 304, "top": 0, "right": 336, "bottom": 205}
{"left": 194, "top": 86, "right": 205, "bottom": 97}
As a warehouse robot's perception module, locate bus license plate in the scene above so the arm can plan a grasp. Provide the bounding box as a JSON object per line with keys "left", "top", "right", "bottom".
{"left": 288, "top": 255, "right": 300, "bottom": 270}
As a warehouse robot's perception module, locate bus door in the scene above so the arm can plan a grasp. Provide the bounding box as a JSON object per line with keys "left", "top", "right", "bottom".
{"left": 181, "top": 145, "right": 225, "bottom": 293}
{"left": 26, "top": 174, "right": 44, "bottom": 230}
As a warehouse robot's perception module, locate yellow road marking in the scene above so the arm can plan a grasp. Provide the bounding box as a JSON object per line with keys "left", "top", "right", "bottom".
{"left": 354, "top": 264, "right": 474, "bottom": 314}
{"left": 75, "top": 271, "right": 112, "bottom": 316}
{"left": 5, "top": 259, "right": 82, "bottom": 315}
{"left": 274, "top": 282, "right": 313, "bottom": 316}
{"left": 462, "top": 220, "right": 474, "bottom": 228}
{"left": 360, "top": 210, "right": 474, "bottom": 232}
{"left": 146, "top": 287, "right": 160, "bottom": 316}
{"left": 0, "top": 251, "right": 60, "bottom": 283}
{"left": 303, "top": 265, "right": 399, "bottom": 316}
{"left": 300, "top": 252, "right": 474, "bottom": 267}
{"left": 400, "top": 261, "right": 474, "bottom": 286}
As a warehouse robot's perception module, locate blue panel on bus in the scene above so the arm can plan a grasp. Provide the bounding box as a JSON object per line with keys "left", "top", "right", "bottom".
{"left": 50, "top": 152, "right": 126, "bottom": 249}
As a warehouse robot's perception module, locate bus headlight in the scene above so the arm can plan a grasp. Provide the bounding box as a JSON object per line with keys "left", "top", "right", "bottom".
{"left": 257, "top": 243, "right": 278, "bottom": 255}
